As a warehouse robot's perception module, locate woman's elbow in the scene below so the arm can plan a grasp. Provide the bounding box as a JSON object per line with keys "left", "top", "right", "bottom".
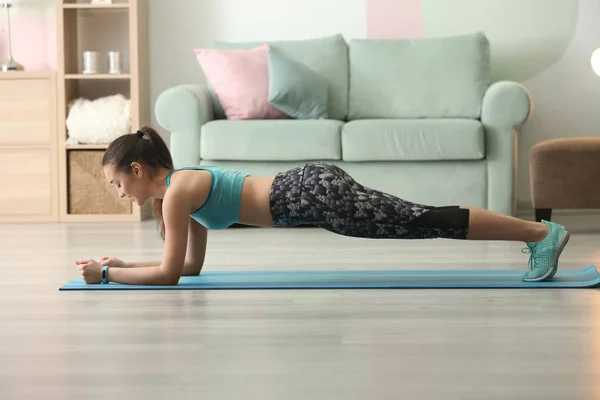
{"left": 159, "top": 269, "right": 182, "bottom": 285}
{"left": 182, "top": 262, "right": 203, "bottom": 276}
{"left": 162, "top": 275, "right": 181, "bottom": 285}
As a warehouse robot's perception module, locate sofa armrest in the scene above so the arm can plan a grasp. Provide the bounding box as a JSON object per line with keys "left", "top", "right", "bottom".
{"left": 155, "top": 84, "right": 215, "bottom": 167}
{"left": 482, "top": 81, "right": 532, "bottom": 129}
{"left": 481, "top": 81, "right": 533, "bottom": 216}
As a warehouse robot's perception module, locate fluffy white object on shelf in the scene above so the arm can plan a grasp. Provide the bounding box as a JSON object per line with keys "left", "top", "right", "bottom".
{"left": 65, "top": 94, "right": 131, "bottom": 145}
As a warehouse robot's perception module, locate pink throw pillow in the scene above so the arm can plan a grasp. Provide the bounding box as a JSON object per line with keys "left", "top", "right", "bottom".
{"left": 194, "top": 44, "right": 289, "bottom": 120}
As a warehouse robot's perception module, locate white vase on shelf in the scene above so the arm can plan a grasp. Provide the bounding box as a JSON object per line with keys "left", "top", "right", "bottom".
{"left": 82, "top": 51, "right": 100, "bottom": 74}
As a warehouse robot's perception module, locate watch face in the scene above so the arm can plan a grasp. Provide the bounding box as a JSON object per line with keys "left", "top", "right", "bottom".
{"left": 102, "top": 268, "right": 107, "bottom": 279}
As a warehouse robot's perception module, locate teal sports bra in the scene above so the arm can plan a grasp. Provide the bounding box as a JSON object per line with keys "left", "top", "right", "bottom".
{"left": 165, "top": 166, "right": 249, "bottom": 230}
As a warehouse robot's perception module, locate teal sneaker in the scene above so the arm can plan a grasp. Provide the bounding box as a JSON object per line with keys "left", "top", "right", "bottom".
{"left": 521, "top": 220, "right": 570, "bottom": 282}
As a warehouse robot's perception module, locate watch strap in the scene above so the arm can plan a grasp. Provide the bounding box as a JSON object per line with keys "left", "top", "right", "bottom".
{"left": 101, "top": 265, "right": 110, "bottom": 284}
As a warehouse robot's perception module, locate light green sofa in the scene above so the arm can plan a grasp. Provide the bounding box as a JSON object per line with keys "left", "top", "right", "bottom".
{"left": 155, "top": 32, "right": 532, "bottom": 215}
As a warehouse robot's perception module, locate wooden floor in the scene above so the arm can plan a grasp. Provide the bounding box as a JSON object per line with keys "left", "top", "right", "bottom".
{"left": 2, "top": 213, "right": 600, "bottom": 400}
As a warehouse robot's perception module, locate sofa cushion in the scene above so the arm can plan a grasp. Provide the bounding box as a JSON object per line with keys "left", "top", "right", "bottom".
{"left": 348, "top": 32, "right": 490, "bottom": 120}
{"left": 342, "top": 119, "right": 484, "bottom": 161}
{"left": 200, "top": 120, "right": 343, "bottom": 161}
{"left": 194, "top": 44, "right": 289, "bottom": 120}
{"left": 268, "top": 47, "right": 329, "bottom": 120}
{"left": 209, "top": 34, "right": 348, "bottom": 121}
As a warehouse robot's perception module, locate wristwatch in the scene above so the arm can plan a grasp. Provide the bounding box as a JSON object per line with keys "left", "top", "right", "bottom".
{"left": 101, "top": 265, "right": 110, "bottom": 284}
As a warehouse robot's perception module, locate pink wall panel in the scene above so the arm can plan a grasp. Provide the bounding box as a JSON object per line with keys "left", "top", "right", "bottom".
{"left": 367, "top": 0, "right": 424, "bottom": 39}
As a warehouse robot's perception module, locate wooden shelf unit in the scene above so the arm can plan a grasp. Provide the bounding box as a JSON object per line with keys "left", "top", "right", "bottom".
{"left": 65, "top": 74, "right": 132, "bottom": 79}
{"left": 65, "top": 144, "right": 111, "bottom": 150}
{"left": 55, "top": 0, "right": 151, "bottom": 222}
{"left": 63, "top": 3, "right": 130, "bottom": 9}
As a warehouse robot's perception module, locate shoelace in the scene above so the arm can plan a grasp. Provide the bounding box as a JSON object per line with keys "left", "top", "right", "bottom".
{"left": 521, "top": 245, "right": 536, "bottom": 270}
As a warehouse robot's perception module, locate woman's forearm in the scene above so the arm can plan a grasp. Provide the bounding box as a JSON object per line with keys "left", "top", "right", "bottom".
{"left": 107, "top": 266, "right": 179, "bottom": 285}
{"left": 124, "top": 260, "right": 162, "bottom": 268}
{"left": 123, "top": 260, "right": 201, "bottom": 276}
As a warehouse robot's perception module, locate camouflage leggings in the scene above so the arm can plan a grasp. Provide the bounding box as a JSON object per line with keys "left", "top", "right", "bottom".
{"left": 268, "top": 162, "right": 469, "bottom": 239}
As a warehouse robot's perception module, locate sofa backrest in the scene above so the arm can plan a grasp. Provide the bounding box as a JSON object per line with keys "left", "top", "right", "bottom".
{"left": 348, "top": 32, "right": 491, "bottom": 120}
{"left": 207, "top": 34, "right": 349, "bottom": 121}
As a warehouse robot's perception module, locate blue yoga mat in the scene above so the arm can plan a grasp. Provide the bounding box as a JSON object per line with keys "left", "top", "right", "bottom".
{"left": 59, "top": 264, "right": 600, "bottom": 290}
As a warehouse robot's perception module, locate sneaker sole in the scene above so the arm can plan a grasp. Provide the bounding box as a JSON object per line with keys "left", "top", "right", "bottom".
{"left": 523, "top": 229, "right": 570, "bottom": 282}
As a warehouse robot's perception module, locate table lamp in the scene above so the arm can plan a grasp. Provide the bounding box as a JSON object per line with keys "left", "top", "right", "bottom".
{"left": 592, "top": 48, "right": 600, "bottom": 77}
{"left": 1, "top": 0, "right": 24, "bottom": 72}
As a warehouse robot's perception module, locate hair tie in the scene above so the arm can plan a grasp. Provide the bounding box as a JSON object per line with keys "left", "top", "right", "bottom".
{"left": 136, "top": 130, "right": 144, "bottom": 138}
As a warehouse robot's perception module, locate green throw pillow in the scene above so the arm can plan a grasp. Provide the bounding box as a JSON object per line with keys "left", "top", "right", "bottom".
{"left": 268, "top": 47, "right": 329, "bottom": 119}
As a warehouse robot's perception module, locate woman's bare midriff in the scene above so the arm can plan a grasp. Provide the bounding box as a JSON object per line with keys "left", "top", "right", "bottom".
{"left": 239, "top": 175, "right": 276, "bottom": 227}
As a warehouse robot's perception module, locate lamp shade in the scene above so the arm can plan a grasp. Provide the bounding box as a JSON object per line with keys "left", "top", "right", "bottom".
{"left": 592, "top": 48, "right": 600, "bottom": 77}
